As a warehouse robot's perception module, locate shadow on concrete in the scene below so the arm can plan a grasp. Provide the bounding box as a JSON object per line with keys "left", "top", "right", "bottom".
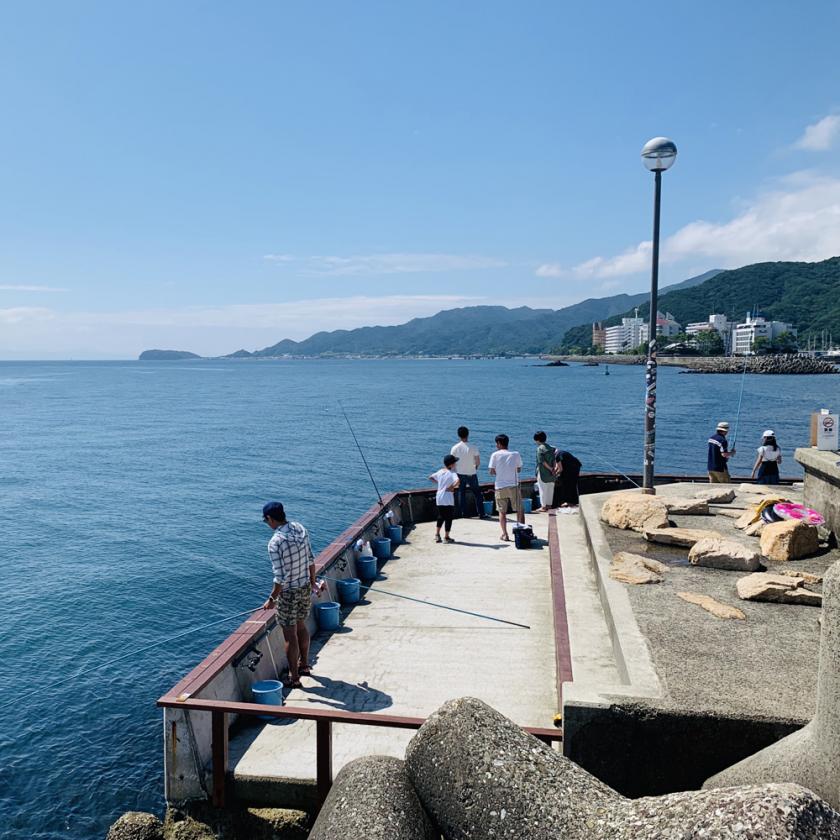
{"left": 295, "top": 675, "right": 393, "bottom": 713}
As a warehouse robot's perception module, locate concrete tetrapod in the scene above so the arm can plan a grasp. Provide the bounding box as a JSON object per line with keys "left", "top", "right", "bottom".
{"left": 405, "top": 697, "right": 840, "bottom": 839}
{"left": 705, "top": 559, "right": 840, "bottom": 808}
{"left": 308, "top": 756, "right": 436, "bottom": 840}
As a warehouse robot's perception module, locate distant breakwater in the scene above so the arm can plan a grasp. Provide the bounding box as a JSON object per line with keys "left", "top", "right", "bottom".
{"left": 549, "top": 354, "right": 839, "bottom": 374}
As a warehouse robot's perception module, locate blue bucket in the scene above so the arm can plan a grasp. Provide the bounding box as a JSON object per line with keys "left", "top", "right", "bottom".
{"left": 387, "top": 524, "right": 403, "bottom": 545}
{"left": 522, "top": 497, "right": 533, "bottom": 514}
{"left": 337, "top": 577, "right": 361, "bottom": 605}
{"left": 252, "top": 679, "right": 284, "bottom": 719}
{"left": 483, "top": 500, "right": 494, "bottom": 516}
{"left": 372, "top": 537, "right": 391, "bottom": 560}
{"left": 356, "top": 555, "right": 377, "bottom": 581}
{"left": 315, "top": 602, "right": 340, "bottom": 631}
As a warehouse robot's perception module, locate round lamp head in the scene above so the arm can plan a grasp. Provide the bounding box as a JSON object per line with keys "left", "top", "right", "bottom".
{"left": 641, "top": 137, "right": 677, "bottom": 172}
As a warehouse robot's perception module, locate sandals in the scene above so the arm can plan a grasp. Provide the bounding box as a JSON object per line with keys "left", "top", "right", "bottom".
{"left": 286, "top": 678, "right": 303, "bottom": 689}
{"left": 500, "top": 534, "right": 511, "bottom": 542}
{"left": 435, "top": 535, "right": 442, "bottom": 543}
{"left": 444, "top": 537, "right": 455, "bottom": 544}
{"left": 299, "top": 665, "right": 312, "bottom": 676}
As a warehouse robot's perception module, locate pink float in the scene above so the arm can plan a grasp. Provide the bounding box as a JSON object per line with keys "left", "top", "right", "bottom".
{"left": 773, "top": 502, "right": 825, "bottom": 527}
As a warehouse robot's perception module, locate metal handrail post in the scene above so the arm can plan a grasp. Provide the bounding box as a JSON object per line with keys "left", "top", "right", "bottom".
{"left": 211, "top": 710, "right": 229, "bottom": 807}
{"left": 316, "top": 719, "right": 333, "bottom": 805}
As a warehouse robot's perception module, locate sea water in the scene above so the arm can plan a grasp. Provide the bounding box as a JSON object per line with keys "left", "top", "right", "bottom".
{"left": 0, "top": 358, "right": 836, "bottom": 838}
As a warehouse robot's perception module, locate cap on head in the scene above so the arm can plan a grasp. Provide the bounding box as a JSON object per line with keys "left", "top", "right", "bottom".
{"left": 763, "top": 429, "right": 775, "bottom": 438}
{"left": 262, "top": 501, "right": 285, "bottom": 521}
{"left": 716, "top": 421, "right": 730, "bottom": 432}
{"left": 444, "top": 454, "right": 458, "bottom": 467}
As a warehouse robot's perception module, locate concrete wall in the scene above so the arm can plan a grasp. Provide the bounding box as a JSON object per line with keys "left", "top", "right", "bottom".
{"left": 796, "top": 447, "right": 840, "bottom": 538}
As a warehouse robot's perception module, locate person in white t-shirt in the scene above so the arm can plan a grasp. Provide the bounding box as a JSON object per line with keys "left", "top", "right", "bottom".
{"left": 488, "top": 434, "right": 524, "bottom": 542}
{"left": 451, "top": 425, "right": 484, "bottom": 519}
{"left": 751, "top": 430, "right": 782, "bottom": 485}
{"left": 429, "top": 454, "right": 461, "bottom": 543}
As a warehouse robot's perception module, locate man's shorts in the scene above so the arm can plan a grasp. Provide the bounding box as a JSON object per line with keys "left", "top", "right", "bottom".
{"left": 708, "top": 470, "right": 730, "bottom": 484}
{"left": 494, "top": 485, "right": 521, "bottom": 513}
{"left": 275, "top": 585, "right": 311, "bottom": 627}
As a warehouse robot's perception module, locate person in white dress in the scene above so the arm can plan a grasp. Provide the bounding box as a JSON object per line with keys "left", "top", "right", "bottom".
{"left": 751, "top": 430, "right": 782, "bottom": 485}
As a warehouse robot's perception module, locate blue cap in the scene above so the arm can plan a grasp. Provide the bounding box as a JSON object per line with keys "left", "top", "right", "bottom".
{"left": 262, "top": 501, "right": 285, "bottom": 520}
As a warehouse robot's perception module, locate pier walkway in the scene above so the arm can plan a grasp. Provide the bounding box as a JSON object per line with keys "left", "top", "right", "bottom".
{"left": 229, "top": 514, "right": 559, "bottom": 793}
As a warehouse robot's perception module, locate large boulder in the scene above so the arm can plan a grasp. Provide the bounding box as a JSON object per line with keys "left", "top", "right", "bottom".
{"left": 600, "top": 494, "right": 669, "bottom": 532}
{"left": 308, "top": 756, "right": 437, "bottom": 840}
{"left": 688, "top": 537, "right": 762, "bottom": 571}
{"left": 609, "top": 551, "right": 668, "bottom": 584}
{"left": 736, "top": 572, "right": 823, "bottom": 606}
{"left": 643, "top": 527, "right": 719, "bottom": 547}
{"left": 235, "top": 808, "right": 309, "bottom": 840}
{"left": 405, "top": 697, "right": 840, "bottom": 839}
{"left": 106, "top": 813, "right": 164, "bottom": 840}
{"left": 760, "top": 521, "right": 820, "bottom": 562}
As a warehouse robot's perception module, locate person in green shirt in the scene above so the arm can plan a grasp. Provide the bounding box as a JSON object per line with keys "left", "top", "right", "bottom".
{"left": 533, "top": 431, "right": 557, "bottom": 512}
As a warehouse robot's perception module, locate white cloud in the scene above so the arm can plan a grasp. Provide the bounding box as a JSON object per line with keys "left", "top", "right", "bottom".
{"left": 0, "top": 284, "right": 69, "bottom": 292}
{"left": 0, "top": 307, "right": 55, "bottom": 324}
{"left": 542, "top": 171, "right": 840, "bottom": 281}
{"left": 794, "top": 115, "right": 840, "bottom": 151}
{"left": 263, "top": 252, "right": 507, "bottom": 275}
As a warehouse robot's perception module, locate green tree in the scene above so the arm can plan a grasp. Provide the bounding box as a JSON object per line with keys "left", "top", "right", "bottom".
{"left": 696, "top": 330, "right": 724, "bottom": 356}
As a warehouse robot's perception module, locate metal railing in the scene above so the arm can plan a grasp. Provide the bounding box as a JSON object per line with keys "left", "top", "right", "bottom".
{"left": 157, "top": 696, "right": 563, "bottom": 809}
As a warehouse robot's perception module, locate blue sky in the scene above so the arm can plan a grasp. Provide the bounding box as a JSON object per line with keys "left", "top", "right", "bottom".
{"left": 1, "top": 1, "right": 839, "bottom": 358}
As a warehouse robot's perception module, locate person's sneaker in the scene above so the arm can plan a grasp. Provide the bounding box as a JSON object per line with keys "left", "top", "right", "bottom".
{"left": 435, "top": 535, "right": 442, "bottom": 543}
{"left": 444, "top": 537, "right": 456, "bottom": 544}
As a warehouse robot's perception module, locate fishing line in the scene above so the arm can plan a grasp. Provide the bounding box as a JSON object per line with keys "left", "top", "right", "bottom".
{"left": 0, "top": 606, "right": 263, "bottom": 712}
{"left": 576, "top": 449, "right": 642, "bottom": 489}
{"left": 337, "top": 400, "right": 384, "bottom": 506}
{"left": 320, "top": 574, "right": 530, "bottom": 629}
{"left": 730, "top": 354, "right": 750, "bottom": 451}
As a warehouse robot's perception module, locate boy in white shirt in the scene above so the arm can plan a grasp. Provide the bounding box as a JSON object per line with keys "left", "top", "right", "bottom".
{"left": 429, "top": 454, "right": 461, "bottom": 543}
{"left": 488, "top": 434, "right": 524, "bottom": 542}
{"left": 450, "top": 425, "right": 484, "bottom": 519}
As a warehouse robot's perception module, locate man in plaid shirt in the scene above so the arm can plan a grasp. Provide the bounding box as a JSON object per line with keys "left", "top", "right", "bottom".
{"left": 261, "top": 501, "right": 317, "bottom": 688}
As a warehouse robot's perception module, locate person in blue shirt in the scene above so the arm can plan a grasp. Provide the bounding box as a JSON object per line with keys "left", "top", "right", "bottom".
{"left": 707, "top": 421, "right": 736, "bottom": 483}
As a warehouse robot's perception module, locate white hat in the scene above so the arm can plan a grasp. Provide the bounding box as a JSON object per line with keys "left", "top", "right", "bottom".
{"left": 763, "top": 429, "right": 775, "bottom": 437}
{"left": 716, "top": 421, "right": 730, "bottom": 431}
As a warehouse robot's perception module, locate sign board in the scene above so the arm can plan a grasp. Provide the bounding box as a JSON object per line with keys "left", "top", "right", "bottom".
{"left": 816, "top": 413, "right": 839, "bottom": 451}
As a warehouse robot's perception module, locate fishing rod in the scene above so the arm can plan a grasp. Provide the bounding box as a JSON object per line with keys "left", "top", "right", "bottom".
{"left": 320, "top": 574, "right": 530, "bottom": 629}
{"left": 730, "top": 354, "right": 750, "bottom": 451}
{"left": 337, "top": 400, "right": 384, "bottom": 506}
{"left": 0, "top": 606, "right": 263, "bottom": 712}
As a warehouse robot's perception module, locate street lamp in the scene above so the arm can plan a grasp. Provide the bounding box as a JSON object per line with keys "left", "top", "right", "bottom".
{"left": 640, "top": 137, "right": 677, "bottom": 494}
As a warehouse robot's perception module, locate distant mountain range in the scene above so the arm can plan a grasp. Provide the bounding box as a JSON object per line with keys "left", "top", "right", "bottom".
{"left": 559, "top": 257, "right": 840, "bottom": 351}
{"left": 138, "top": 269, "right": 718, "bottom": 360}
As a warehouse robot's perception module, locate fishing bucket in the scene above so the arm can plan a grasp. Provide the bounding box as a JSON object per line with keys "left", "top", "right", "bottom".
{"left": 372, "top": 537, "right": 391, "bottom": 560}
{"left": 252, "top": 679, "right": 284, "bottom": 719}
{"left": 315, "top": 602, "right": 341, "bottom": 631}
{"left": 513, "top": 524, "right": 535, "bottom": 550}
{"left": 356, "top": 555, "right": 377, "bottom": 581}
{"left": 337, "top": 577, "right": 361, "bottom": 605}
{"left": 522, "top": 497, "right": 533, "bottom": 514}
{"left": 387, "top": 524, "right": 403, "bottom": 546}
{"left": 483, "top": 500, "right": 494, "bottom": 516}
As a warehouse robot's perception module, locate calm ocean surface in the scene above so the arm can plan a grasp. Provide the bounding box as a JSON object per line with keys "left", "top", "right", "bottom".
{"left": 1, "top": 358, "right": 836, "bottom": 838}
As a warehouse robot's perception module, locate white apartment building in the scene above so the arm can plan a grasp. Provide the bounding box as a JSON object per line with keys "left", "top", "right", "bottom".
{"left": 639, "top": 312, "right": 682, "bottom": 345}
{"left": 604, "top": 316, "right": 645, "bottom": 354}
{"left": 687, "top": 314, "right": 733, "bottom": 353}
{"left": 733, "top": 314, "right": 797, "bottom": 355}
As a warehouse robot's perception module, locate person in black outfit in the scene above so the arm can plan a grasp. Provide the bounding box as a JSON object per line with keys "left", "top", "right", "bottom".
{"left": 553, "top": 449, "right": 582, "bottom": 507}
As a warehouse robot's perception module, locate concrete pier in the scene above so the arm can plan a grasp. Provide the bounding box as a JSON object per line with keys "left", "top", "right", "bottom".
{"left": 228, "top": 514, "right": 559, "bottom": 804}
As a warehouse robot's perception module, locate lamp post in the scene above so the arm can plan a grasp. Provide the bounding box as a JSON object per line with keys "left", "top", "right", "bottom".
{"left": 640, "top": 137, "right": 677, "bottom": 494}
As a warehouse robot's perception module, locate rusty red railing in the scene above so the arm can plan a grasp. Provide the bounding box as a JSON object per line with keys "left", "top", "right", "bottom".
{"left": 157, "top": 696, "right": 563, "bottom": 808}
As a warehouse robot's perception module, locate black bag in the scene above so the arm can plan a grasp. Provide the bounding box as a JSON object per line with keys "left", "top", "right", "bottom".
{"left": 512, "top": 524, "right": 535, "bottom": 549}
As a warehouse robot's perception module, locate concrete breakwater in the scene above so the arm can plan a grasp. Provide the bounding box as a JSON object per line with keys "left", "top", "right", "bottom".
{"left": 549, "top": 354, "right": 839, "bottom": 374}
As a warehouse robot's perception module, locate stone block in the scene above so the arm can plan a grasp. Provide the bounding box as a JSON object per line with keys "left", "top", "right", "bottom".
{"left": 662, "top": 497, "right": 710, "bottom": 515}
{"left": 308, "top": 756, "right": 436, "bottom": 840}
{"left": 609, "top": 551, "right": 668, "bottom": 584}
{"left": 643, "top": 527, "right": 719, "bottom": 547}
{"left": 694, "top": 488, "right": 736, "bottom": 503}
{"left": 677, "top": 591, "right": 746, "bottom": 620}
{"left": 760, "top": 521, "right": 820, "bottom": 562}
{"left": 236, "top": 808, "right": 309, "bottom": 840}
{"left": 688, "top": 537, "right": 762, "bottom": 571}
{"left": 736, "top": 572, "right": 822, "bottom": 607}
{"left": 106, "top": 813, "right": 164, "bottom": 840}
{"left": 405, "top": 697, "right": 840, "bottom": 839}
{"left": 600, "top": 494, "right": 670, "bottom": 532}
{"left": 744, "top": 520, "right": 765, "bottom": 537}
